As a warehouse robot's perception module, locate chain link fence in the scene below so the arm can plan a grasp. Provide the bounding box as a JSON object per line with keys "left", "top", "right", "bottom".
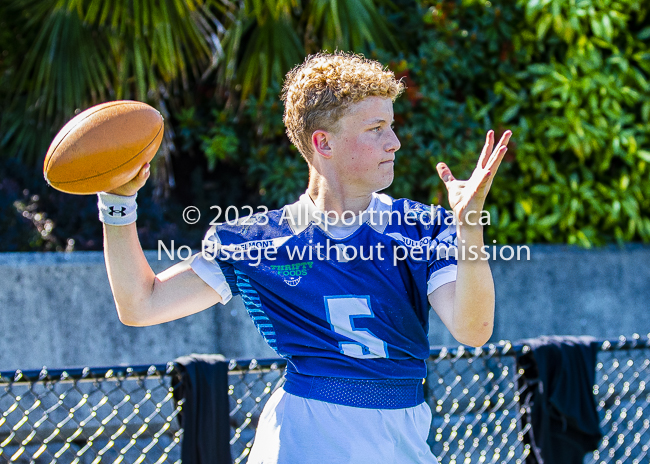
{"left": 0, "top": 364, "right": 182, "bottom": 463}
{"left": 1, "top": 335, "right": 648, "bottom": 463}
{"left": 225, "top": 343, "right": 532, "bottom": 464}
{"left": 425, "top": 343, "right": 530, "bottom": 464}
{"left": 225, "top": 336, "right": 650, "bottom": 464}
{"left": 227, "top": 359, "right": 286, "bottom": 463}
{"left": 588, "top": 335, "right": 650, "bottom": 464}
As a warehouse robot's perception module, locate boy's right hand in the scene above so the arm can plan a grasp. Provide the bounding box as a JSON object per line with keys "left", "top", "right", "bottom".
{"left": 106, "top": 163, "right": 151, "bottom": 196}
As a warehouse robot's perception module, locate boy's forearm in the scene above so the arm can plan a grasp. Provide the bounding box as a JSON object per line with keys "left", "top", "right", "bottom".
{"left": 452, "top": 224, "right": 495, "bottom": 346}
{"left": 103, "top": 223, "right": 156, "bottom": 325}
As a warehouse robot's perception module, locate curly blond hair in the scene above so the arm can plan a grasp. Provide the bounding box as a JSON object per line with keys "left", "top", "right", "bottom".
{"left": 281, "top": 52, "right": 405, "bottom": 160}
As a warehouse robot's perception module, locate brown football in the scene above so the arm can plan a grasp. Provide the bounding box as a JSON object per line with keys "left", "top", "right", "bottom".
{"left": 43, "top": 100, "right": 164, "bottom": 195}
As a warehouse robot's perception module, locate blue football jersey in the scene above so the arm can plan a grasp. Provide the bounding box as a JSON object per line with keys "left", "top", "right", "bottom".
{"left": 190, "top": 193, "right": 457, "bottom": 407}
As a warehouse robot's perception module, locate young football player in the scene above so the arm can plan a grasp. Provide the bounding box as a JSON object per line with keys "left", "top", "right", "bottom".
{"left": 100, "top": 51, "right": 511, "bottom": 463}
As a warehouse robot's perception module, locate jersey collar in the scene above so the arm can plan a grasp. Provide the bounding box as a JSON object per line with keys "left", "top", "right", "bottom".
{"left": 283, "top": 192, "right": 393, "bottom": 236}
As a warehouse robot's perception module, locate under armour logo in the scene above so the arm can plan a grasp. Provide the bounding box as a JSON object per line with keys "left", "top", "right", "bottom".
{"left": 108, "top": 206, "right": 127, "bottom": 217}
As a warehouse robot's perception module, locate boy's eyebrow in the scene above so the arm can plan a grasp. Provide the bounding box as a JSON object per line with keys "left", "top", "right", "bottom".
{"left": 364, "top": 118, "right": 395, "bottom": 125}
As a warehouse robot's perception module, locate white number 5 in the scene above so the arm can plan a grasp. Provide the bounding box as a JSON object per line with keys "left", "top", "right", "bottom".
{"left": 324, "top": 296, "right": 388, "bottom": 359}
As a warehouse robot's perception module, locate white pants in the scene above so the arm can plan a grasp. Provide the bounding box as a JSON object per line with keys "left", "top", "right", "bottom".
{"left": 247, "top": 387, "right": 439, "bottom": 464}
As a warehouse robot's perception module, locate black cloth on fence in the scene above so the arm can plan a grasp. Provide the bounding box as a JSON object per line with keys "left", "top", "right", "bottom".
{"left": 516, "top": 335, "right": 602, "bottom": 464}
{"left": 173, "top": 353, "right": 232, "bottom": 464}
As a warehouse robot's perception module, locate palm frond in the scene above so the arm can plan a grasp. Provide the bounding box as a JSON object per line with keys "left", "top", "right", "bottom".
{"left": 215, "top": 0, "right": 397, "bottom": 102}
{"left": 304, "top": 0, "right": 397, "bottom": 53}
{"left": 235, "top": 14, "right": 304, "bottom": 100}
{"left": 1, "top": 0, "right": 221, "bottom": 166}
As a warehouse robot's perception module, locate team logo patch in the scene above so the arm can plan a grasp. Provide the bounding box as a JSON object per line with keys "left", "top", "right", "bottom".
{"left": 404, "top": 202, "right": 438, "bottom": 229}
{"left": 284, "top": 276, "right": 302, "bottom": 287}
{"left": 270, "top": 261, "right": 313, "bottom": 286}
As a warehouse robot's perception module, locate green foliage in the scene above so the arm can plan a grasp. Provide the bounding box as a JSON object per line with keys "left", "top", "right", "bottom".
{"left": 214, "top": 0, "right": 396, "bottom": 100}
{"left": 2, "top": 0, "right": 649, "bottom": 249}
{"left": 381, "top": 0, "right": 650, "bottom": 246}
{"left": 500, "top": 0, "right": 650, "bottom": 246}
{"left": 176, "top": 87, "right": 308, "bottom": 208}
{"left": 240, "top": 95, "right": 309, "bottom": 207}
{"left": 0, "top": 155, "right": 193, "bottom": 252}
{"left": 1, "top": 0, "right": 220, "bottom": 166}
{"left": 0, "top": 0, "right": 397, "bottom": 251}
{"left": 0, "top": 0, "right": 396, "bottom": 170}
{"left": 184, "top": 0, "right": 650, "bottom": 246}
{"left": 190, "top": 109, "right": 241, "bottom": 171}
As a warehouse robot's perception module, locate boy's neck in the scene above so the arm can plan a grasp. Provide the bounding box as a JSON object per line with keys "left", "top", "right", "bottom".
{"left": 306, "top": 171, "right": 373, "bottom": 219}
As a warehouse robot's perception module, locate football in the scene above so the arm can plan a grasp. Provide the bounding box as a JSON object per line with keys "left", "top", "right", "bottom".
{"left": 43, "top": 100, "right": 164, "bottom": 195}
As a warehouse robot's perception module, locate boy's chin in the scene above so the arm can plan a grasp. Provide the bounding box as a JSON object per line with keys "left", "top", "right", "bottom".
{"left": 374, "top": 175, "right": 394, "bottom": 193}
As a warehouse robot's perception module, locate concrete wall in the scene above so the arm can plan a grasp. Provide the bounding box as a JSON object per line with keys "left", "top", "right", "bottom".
{"left": 1, "top": 245, "right": 649, "bottom": 371}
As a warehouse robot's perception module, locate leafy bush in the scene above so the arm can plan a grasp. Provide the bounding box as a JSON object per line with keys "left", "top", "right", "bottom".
{"left": 3, "top": 0, "right": 649, "bottom": 250}
{"left": 378, "top": 0, "right": 650, "bottom": 246}
{"left": 177, "top": 0, "right": 650, "bottom": 247}
{"left": 0, "top": 157, "right": 194, "bottom": 252}
{"left": 175, "top": 89, "right": 308, "bottom": 209}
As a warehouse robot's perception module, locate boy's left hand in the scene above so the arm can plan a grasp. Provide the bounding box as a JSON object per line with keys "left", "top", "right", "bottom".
{"left": 436, "top": 130, "right": 512, "bottom": 225}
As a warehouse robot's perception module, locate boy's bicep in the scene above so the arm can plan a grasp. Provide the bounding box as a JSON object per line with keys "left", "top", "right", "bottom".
{"left": 428, "top": 281, "right": 456, "bottom": 332}
{"left": 136, "top": 259, "right": 223, "bottom": 326}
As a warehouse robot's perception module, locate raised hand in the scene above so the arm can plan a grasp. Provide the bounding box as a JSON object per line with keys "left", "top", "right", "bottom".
{"left": 106, "top": 163, "right": 151, "bottom": 196}
{"left": 436, "top": 130, "right": 512, "bottom": 225}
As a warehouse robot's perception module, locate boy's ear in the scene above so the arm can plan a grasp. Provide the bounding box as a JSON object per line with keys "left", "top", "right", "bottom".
{"left": 312, "top": 130, "right": 333, "bottom": 159}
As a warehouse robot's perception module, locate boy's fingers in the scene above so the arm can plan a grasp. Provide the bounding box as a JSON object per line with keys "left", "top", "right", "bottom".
{"left": 481, "top": 131, "right": 511, "bottom": 173}
{"left": 135, "top": 164, "right": 151, "bottom": 187}
{"left": 483, "top": 147, "right": 507, "bottom": 192}
{"left": 436, "top": 162, "right": 456, "bottom": 184}
{"left": 485, "top": 145, "right": 508, "bottom": 171}
{"left": 478, "top": 130, "right": 494, "bottom": 169}
{"left": 106, "top": 163, "right": 150, "bottom": 196}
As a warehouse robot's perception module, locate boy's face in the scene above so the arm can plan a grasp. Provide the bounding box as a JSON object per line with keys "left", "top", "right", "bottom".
{"left": 325, "top": 96, "right": 400, "bottom": 194}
